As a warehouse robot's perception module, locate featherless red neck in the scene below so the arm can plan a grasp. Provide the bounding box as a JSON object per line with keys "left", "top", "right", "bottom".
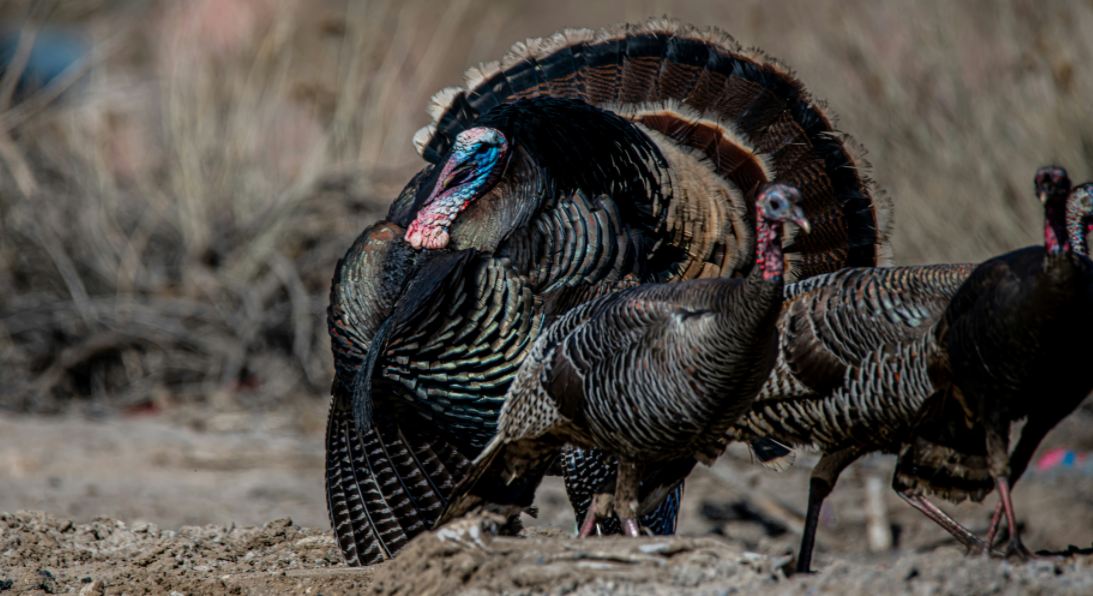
{"left": 1035, "top": 165, "right": 1072, "bottom": 255}
{"left": 752, "top": 183, "right": 809, "bottom": 282}
{"left": 756, "top": 214, "right": 785, "bottom": 282}
{"left": 756, "top": 182, "right": 808, "bottom": 282}
{"left": 1044, "top": 200, "right": 1071, "bottom": 255}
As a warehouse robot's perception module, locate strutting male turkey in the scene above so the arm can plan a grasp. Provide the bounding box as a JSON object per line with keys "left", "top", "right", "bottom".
{"left": 895, "top": 166, "right": 1093, "bottom": 558}
{"left": 435, "top": 183, "right": 809, "bottom": 533}
{"left": 325, "top": 18, "right": 890, "bottom": 565}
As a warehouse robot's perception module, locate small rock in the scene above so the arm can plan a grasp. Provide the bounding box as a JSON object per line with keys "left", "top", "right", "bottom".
{"left": 78, "top": 580, "right": 104, "bottom": 596}
{"left": 1030, "top": 560, "right": 1059, "bottom": 576}
{"left": 769, "top": 554, "right": 794, "bottom": 577}
{"left": 637, "top": 542, "right": 673, "bottom": 555}
{"left": 37, "top": 569, "right": 57, "bottom": 594}
{"left": 741, "top": 552, "right": 765, "bottom": 563}
{"left": 265, "top": 518, "right": 293, "bottom": 530}
{"left": 294, "top": 535, "right": 333, "bottom": 547}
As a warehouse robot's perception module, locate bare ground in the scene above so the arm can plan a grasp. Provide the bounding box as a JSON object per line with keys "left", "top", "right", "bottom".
{"left": 1, "top": 403, "right": 1091, "bottom": 594}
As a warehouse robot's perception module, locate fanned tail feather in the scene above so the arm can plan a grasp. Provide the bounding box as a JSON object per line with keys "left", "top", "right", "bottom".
{"left": 415, "top": 18, "right": 890, "bottom": 279}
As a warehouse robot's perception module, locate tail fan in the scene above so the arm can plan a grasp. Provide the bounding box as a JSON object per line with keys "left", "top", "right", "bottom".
{"left": 414, "top": 18, "right": 891, "bottom": 280}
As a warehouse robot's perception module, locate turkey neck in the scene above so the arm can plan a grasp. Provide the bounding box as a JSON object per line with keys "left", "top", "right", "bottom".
{"left": 1064, "top": 202, "right": 1091, "bottom": 258}
{"left": 707, "top": 209, "right": 786, "bottom": 326}
{"left": 1044, "top": 198, "right": 1071, "bottom": 256}
{"left": 708, "top": 209, "right": 786, "bottom": 358}
{"left": 755, "top": 211, "right": 786, "bottom": 284}
{"left": 699, "top": 210, "right": 785, "bottom": 316}
{"left": 1042, "top": 195, "right": 1089, "bottom": 282}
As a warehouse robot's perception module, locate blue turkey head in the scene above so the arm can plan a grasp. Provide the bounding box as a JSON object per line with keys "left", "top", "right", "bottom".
{"left": 405, "top": 127, "right": 509, "bottom": 250}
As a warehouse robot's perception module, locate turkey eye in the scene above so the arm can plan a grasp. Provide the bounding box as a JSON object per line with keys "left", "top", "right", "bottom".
{"left": 768, "top": 198, "right": 785, "bottom": 211}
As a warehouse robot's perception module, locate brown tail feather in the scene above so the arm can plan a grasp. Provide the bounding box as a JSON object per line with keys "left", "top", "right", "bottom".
{"left": 414, "top": 18, "right": 889, "bottom": 281}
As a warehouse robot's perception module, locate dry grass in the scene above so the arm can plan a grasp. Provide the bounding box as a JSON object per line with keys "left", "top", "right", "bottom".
{"left": 1, "top": 0, "right": 1091, "bottom": 412}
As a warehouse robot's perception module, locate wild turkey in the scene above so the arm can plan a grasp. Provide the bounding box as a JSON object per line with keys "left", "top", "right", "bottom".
{"left": 732, "top": 167, "right": 1093, "bottom": 572}
{"left": 435, "top": 183, "right": 808, "bottom": 533}
{"left": 325, "top": 18, "right": 890, "bottom": 565}
{"left": 729, "top": 263, "right": 974, "bottom": 572}
{"left": 894, "top": 165, "right": 1093, "bottom": 557}
{"left": 935, "top": 179, "right": 1093, "bottom": 551}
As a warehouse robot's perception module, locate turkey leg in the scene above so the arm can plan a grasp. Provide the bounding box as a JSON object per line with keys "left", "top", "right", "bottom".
{"left": 797, "top": 447, "right": 861, "bottom": 573}
{"left": 578, "top": 492, "right": 614, "bottom": 538}
{"left": 986, "top": 426, "right": 1032, "bottom": 559}
{"left": 614, "top": 459, "right": 642, "bottom": 537}
{"left": 985, "top": 416, "right": 1054, "bottom": 548}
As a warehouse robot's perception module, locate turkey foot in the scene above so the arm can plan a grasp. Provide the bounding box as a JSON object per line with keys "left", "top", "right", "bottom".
{"left": 614, "top": 459, "right": 642, "bottom": 538}
{"left": 991, "top": 477, "right": 1034, "bottom": 560}
{"left": 578, "top": 492, "right": 615, "bottom": 538}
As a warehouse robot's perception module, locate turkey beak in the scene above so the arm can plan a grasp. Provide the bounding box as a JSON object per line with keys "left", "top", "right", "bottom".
{"left": 791, "top": 207, "right": 811, "bottom": 235}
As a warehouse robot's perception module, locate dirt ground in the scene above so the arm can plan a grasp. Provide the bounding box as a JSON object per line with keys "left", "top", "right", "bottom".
{"left": 2, "top": 402, "right": 1092, "bottom": 594}
{"left": 4, "top": 2, "right": 1093, "bottom": 594}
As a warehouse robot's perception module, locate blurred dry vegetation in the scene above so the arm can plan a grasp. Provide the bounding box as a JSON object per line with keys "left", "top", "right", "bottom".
{"left": 1, "top": 0, "right": 1091, "bottom": 414}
